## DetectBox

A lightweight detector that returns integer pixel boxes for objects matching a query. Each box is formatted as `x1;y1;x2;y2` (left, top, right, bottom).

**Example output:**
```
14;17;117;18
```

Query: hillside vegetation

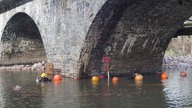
165;35;192;57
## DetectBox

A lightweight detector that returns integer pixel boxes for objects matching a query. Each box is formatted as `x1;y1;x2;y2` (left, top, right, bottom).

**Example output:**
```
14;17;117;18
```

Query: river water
0;67;192;108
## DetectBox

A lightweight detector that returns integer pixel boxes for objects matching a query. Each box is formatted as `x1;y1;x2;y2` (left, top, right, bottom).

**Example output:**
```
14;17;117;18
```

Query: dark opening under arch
79;0;192;77
0;12;47;65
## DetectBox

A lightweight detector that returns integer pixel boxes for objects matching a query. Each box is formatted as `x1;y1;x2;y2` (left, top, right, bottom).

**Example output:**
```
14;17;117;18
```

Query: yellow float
91;76;99;82
135;74;143;81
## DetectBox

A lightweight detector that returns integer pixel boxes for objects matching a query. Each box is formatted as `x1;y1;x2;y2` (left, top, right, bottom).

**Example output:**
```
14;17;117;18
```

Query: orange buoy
92;76;99;82
180;71;187;77
112;77;119;85
112;76;119;82
161;73;168;80
135;74;143;81
54;75;62;81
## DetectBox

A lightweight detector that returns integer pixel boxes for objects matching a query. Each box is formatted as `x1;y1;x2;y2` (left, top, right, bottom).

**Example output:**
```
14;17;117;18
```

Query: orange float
180;71;187;77
112;76;119;82
161;73;168;79
54;75;62;81
112;77;119;85
135;74;143;81
92;76;99;82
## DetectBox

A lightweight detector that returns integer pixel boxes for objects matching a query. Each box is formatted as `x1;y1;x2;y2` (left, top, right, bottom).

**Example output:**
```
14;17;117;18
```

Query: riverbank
163;55;192;67
0;61;45;71
0;55;191;73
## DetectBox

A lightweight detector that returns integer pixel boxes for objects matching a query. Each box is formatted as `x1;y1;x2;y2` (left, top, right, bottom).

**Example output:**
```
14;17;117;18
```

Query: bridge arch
0;12;47;65
79;0;192;77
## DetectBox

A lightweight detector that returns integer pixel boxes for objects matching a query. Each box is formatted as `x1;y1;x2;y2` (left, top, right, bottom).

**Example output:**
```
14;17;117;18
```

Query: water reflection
0;71;43;108
112;81;118;86
0;73;5;108
1;69;192;108
92;81;99;88
162;68;192;108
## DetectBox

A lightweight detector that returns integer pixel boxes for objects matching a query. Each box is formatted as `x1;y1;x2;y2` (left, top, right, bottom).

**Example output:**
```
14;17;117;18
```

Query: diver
128;73;138;79
36;72;52;82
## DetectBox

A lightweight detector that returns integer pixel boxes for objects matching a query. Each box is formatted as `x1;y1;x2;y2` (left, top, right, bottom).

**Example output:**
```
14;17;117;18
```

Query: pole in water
102;55;111;86
107;70;110;85
106;58;110;86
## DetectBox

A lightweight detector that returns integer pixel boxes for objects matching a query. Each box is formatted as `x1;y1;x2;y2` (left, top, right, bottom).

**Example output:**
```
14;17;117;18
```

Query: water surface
0;68;192;108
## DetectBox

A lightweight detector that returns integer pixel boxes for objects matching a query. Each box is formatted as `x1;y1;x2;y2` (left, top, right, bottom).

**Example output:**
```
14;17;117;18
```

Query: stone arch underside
0;0;32;14
79;0;192;77
0;12;47;65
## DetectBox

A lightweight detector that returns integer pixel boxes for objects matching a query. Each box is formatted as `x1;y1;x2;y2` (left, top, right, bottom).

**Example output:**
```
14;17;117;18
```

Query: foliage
165;35;192;57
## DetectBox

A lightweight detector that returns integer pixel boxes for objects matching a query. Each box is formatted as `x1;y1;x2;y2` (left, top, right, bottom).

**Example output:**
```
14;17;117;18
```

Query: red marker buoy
180;71;187;77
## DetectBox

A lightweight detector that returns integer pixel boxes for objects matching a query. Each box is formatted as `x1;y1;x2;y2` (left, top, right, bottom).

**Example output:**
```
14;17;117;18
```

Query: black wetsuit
128;73;137;79
39;77;52;82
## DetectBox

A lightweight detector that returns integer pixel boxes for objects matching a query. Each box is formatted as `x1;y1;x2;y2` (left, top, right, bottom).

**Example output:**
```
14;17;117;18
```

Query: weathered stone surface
0;0;191;78
0;12;46;65
0;0;106;78
0;0;32;14
79;0;192;76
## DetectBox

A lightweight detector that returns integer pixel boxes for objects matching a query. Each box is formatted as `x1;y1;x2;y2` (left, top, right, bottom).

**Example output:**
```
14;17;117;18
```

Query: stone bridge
0;0;192;78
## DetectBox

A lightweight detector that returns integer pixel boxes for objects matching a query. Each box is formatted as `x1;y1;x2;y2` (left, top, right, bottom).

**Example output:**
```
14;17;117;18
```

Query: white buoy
36;78;39;83
13;85;21;91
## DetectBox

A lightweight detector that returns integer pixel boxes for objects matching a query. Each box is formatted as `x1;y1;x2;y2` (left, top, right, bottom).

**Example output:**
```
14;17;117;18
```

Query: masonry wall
79;0;192;76
0;0;107;78
0;0;191;78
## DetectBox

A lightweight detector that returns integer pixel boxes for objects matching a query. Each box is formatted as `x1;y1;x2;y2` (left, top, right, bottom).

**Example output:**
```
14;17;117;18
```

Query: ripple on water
1;69;192;108
163;68;192;108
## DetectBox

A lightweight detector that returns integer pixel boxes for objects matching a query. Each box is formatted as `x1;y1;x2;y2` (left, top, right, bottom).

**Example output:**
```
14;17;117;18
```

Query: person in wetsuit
38;72;51;82
127;73;138;79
